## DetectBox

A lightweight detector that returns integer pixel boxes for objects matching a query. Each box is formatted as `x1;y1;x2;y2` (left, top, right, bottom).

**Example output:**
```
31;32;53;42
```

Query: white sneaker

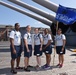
35;65;41;70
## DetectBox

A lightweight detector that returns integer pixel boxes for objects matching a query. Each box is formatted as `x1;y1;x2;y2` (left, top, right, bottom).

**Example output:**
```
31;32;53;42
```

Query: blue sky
0;0;76;28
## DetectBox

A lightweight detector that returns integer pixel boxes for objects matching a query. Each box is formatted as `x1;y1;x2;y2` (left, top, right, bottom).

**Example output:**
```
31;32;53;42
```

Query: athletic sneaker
15;67;23;69
43;65;51;70
59;64;63;68
35;65;41;70
41;64;47;69
11;70;17;74
28;65;33;68
56;64;63;68
56;64;60;67
24;67;30;72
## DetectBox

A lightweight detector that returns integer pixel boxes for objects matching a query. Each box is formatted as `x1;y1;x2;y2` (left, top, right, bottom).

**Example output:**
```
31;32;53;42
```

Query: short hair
34;28;39;31
44;28;49;31
15;23;19;27
44;28;49;33
26;25;30;28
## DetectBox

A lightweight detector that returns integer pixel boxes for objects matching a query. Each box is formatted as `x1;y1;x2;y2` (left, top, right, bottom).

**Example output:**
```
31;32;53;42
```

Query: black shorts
43;45;52;54
10;45;22;59
56;46;66;54
34;45;42;56
24;45;32;58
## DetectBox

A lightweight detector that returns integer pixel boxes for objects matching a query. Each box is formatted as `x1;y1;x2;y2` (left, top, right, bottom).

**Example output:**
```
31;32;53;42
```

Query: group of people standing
9;23;66;74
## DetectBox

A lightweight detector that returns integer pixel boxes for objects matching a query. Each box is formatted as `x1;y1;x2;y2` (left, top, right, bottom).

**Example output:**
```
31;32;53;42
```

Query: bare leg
46;54;51;66
59;55;61;64
36;56;41;66
11;59;17;74
16;57;20;67
11;59;15;70
24;57;29;68
61;54;64;65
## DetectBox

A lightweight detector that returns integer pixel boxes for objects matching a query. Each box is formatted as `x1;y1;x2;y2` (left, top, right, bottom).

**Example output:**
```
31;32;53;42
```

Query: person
34;28;43;70
42;28;53;70
24;25;32;72
9;23;23;74
0;28;7;37
55;28;66;68
0;28;7;39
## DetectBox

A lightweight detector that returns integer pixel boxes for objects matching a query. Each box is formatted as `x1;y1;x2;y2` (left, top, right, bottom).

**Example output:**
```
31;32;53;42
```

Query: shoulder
48;34;51;36
24;33;28;39
9;30;15;38
47;34;52;40
48;34;51;37
24;33;28;36
19;31;21;34
61;34;65;37
39;34;43;38
61;34;66;39
39;33;42;36
11;30;15;33
10;30;15;34
62;34;65;36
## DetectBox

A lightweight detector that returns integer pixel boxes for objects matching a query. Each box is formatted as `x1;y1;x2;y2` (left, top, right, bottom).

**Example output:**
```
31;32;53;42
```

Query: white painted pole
8;0;56;23
53;21;59;66
32;0;59;13
0;1;52;26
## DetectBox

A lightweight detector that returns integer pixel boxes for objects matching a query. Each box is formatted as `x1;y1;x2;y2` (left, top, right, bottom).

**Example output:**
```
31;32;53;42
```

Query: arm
9;30;16;54
33;37;35;51
40;37;43;51
63;40;66;48
40;38;43;48
24;39;29;52
32;35;34;51
20;33;23;51
20;38;23;51
0;30;6;37
1;29;7;35
43;40;51;50
10;38;16;54
62;39;66;52
43;34;52;49
62;35;66;52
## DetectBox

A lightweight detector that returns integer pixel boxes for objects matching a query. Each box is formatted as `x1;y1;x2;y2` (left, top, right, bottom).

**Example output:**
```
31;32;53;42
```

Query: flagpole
53;21;59;67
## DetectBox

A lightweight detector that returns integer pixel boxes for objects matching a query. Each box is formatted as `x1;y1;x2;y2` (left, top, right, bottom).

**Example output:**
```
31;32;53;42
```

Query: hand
62;47;64;52
13;49;16;54
40;47;42;51
27;49;30;52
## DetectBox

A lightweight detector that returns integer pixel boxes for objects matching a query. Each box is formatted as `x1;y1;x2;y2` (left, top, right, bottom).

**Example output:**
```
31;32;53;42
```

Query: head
57;28;62;35
34;28;39;34
15;23;20;31
26;25;31;32
44;28;49;35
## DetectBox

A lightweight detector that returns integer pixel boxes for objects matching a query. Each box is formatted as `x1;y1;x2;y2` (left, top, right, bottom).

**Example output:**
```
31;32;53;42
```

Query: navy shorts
56;46;66;54
43;45;52;54
34;45;42;56
10;45;22;59
24;45;32;58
